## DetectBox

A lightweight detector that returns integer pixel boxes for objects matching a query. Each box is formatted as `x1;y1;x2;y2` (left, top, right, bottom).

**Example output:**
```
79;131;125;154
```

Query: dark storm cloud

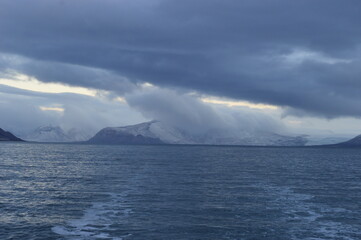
1;0;361;117
0;53;136;94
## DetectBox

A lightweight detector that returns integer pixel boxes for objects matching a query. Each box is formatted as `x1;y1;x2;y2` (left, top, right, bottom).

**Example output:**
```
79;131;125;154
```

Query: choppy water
1;143;361;240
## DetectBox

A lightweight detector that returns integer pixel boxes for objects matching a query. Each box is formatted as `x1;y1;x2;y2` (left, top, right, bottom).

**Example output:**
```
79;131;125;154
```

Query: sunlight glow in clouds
39;106;65;113
114;97;126;103
0;73;97;96
201;97;278;110
281;49;352;65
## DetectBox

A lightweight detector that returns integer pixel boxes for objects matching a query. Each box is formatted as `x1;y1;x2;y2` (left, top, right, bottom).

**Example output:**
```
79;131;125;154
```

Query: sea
1;142;361;240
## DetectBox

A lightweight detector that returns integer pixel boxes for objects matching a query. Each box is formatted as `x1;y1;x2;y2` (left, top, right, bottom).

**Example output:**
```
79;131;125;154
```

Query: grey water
1;143;361;240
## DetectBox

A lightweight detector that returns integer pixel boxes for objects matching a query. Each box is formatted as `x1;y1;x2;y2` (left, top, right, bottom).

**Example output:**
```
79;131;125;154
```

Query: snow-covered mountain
88;121;307;146
22;126;92;143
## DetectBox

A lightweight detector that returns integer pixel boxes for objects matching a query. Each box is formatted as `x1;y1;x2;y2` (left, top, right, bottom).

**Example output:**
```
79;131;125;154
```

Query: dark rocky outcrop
0;128;23;141
87;127;164;145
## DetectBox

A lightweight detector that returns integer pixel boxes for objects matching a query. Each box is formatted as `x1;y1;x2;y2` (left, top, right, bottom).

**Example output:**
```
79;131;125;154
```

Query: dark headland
325;134;361;148
0;128;24;142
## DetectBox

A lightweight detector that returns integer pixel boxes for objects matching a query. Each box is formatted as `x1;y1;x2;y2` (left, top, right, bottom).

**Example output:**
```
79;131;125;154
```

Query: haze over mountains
1;121;307;146
20;126;93;143
2;121;361;147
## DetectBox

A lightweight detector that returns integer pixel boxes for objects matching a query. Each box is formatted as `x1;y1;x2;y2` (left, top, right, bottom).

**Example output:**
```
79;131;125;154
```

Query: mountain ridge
329;134;361;147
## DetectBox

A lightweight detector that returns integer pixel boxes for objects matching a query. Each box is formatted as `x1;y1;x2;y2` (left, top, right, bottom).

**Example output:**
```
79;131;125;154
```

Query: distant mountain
87;121;164;145
333;134;361;147
23;126;71;142
0;128;23;141
87;121;307;146
22;126;93;143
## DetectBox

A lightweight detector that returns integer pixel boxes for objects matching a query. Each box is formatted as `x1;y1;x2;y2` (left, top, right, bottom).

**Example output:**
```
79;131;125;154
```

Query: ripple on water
259;184;360;240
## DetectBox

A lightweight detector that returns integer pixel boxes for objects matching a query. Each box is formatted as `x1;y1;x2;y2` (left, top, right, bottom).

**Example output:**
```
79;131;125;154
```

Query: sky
1;0;361;138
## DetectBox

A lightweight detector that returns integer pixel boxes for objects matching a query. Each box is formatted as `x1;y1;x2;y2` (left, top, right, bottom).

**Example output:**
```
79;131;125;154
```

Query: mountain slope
333;134;361;147
304;136;350;146
87;121;307;146
0;128;23;141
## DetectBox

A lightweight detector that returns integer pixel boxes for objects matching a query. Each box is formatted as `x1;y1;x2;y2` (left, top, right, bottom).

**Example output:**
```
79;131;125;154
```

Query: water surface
1;143;361;239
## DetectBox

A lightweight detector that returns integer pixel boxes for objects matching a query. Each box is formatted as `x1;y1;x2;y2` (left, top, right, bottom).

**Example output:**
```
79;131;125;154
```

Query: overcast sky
1;0;361;137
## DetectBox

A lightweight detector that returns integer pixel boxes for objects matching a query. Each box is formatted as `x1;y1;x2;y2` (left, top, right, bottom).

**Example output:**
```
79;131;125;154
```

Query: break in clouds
1;0;361;135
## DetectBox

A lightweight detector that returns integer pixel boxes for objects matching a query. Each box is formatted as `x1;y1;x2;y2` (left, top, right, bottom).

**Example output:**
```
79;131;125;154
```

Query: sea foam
52;192;131;240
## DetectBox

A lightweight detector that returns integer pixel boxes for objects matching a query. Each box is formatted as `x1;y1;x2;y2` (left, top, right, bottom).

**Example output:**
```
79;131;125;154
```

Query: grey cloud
125;88;284;135
0;86;62;134
0;85;145;135
1;0;361;117
126;88;223;134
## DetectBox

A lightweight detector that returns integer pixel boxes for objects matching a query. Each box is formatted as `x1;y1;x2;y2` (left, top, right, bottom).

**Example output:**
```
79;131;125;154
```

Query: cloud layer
1;0;361;119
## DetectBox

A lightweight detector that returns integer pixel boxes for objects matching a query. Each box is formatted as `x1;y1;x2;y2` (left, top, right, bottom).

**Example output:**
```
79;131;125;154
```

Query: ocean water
1;143;361;240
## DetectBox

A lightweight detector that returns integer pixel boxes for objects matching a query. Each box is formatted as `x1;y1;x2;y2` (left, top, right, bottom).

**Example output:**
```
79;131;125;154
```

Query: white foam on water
259;184;361;240
52;192;132;240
